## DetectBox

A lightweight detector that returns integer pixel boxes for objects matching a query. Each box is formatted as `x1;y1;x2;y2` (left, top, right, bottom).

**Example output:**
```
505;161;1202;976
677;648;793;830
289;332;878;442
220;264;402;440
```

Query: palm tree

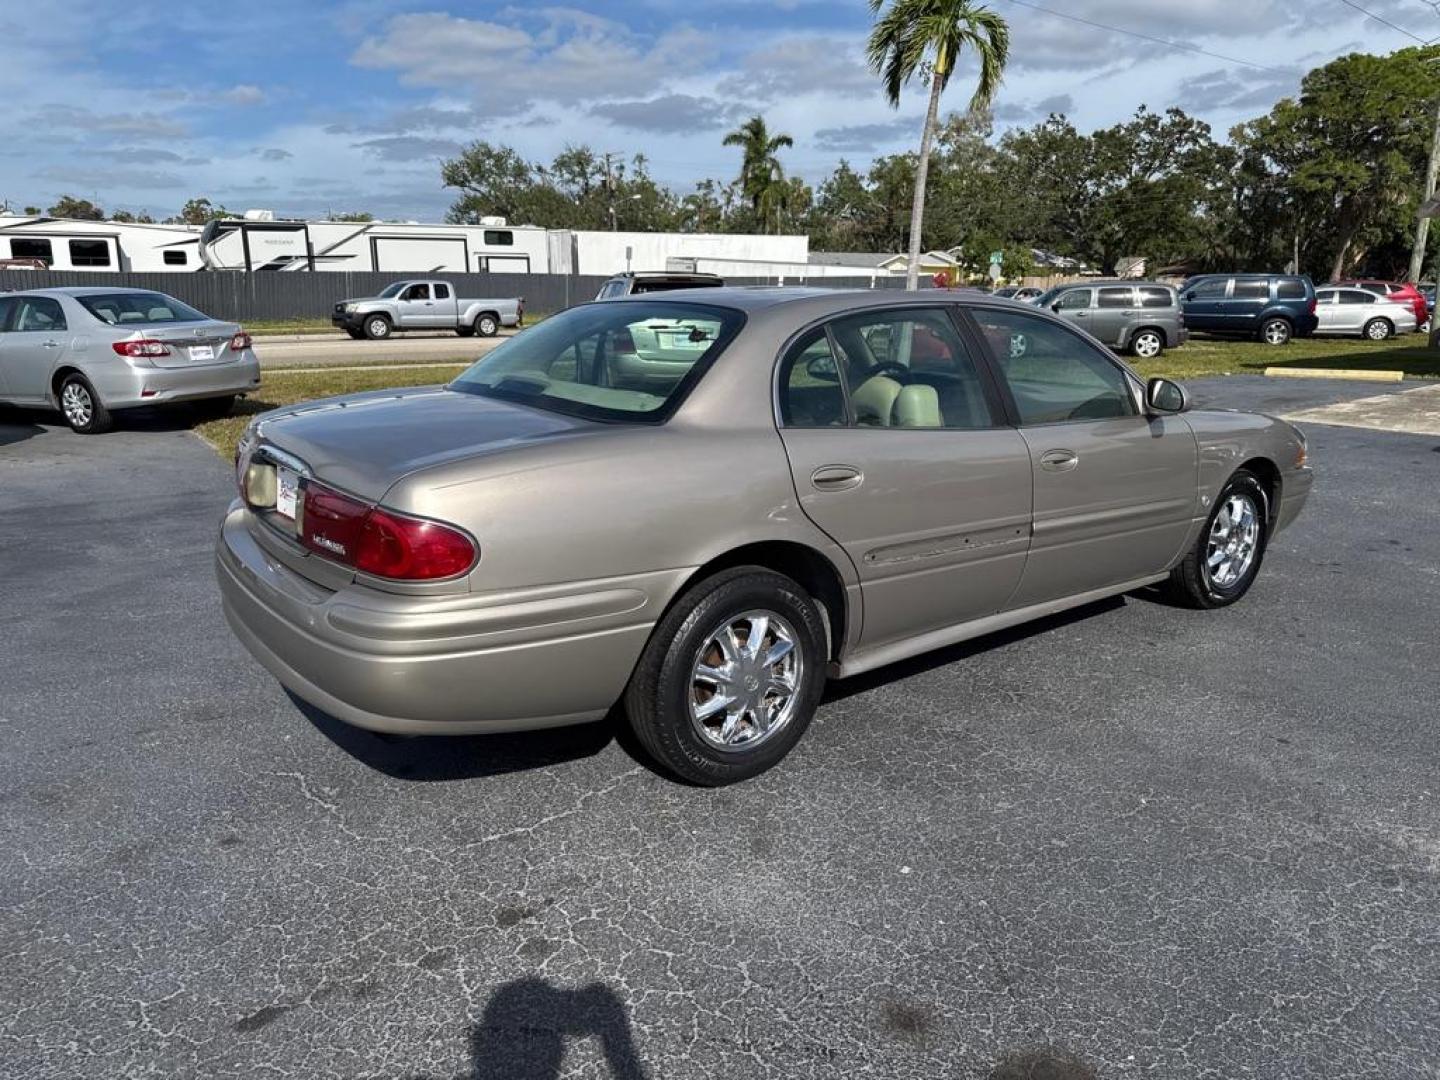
867;0;1009;288
723;115;795;231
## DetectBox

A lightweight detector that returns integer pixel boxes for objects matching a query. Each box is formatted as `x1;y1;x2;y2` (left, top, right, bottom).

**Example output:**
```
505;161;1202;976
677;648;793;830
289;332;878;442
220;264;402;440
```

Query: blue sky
0;0;1427;223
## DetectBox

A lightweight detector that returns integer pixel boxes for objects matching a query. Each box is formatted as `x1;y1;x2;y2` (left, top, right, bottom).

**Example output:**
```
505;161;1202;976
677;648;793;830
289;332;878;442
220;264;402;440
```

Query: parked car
1037;281;1186;358
595;271;724;299
218;288;1312;786
1333;279;1428;331
0;287;259;434
331;280;523;340
1179;273;1318;345
992;286;1044;303
1314;286;1417;339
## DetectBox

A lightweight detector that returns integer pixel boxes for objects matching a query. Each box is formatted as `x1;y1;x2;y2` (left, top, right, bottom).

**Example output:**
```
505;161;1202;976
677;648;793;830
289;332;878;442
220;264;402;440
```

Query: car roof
2;286;167;297
599;285;1042;314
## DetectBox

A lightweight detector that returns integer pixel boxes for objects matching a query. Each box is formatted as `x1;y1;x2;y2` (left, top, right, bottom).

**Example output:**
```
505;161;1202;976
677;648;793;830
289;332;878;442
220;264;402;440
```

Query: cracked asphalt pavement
2;377;1438;1079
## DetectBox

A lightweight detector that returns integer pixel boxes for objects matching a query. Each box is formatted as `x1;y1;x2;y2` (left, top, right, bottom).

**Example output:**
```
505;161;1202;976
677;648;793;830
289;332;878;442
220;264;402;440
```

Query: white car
1314;286;1417;340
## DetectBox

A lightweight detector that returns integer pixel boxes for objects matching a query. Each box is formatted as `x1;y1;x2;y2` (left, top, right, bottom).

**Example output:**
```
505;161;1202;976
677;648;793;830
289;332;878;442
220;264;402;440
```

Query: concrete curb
1265;367;1405;382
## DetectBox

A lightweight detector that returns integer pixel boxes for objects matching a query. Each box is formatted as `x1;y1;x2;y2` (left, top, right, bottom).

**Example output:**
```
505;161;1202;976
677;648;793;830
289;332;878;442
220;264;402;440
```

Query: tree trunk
1329;230;1354;283
905;75;945;291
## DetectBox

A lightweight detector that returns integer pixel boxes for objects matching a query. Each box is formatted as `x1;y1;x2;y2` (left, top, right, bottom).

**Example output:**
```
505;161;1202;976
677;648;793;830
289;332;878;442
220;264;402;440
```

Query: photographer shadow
466;977;647;1080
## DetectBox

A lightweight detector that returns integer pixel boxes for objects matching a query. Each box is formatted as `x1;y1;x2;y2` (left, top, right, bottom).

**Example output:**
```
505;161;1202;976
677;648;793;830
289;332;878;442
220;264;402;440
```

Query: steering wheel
865;361;910;382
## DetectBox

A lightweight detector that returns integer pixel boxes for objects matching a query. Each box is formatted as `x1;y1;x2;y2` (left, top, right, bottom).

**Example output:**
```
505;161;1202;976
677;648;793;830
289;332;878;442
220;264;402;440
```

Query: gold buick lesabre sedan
217;288;1311;785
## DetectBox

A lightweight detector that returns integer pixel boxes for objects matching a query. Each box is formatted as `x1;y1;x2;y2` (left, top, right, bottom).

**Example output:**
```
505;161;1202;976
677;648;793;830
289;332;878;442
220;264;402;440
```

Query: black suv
1179;274;1318;345
595;272;724;299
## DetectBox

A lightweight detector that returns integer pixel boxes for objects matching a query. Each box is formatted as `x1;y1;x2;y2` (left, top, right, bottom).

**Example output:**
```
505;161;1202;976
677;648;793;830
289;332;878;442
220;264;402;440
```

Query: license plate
188;344;215;363
276;467;299;520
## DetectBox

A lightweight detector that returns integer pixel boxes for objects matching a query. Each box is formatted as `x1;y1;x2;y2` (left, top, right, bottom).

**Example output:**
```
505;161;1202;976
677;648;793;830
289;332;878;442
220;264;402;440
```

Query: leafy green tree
167;197;230;225
47;195;105;220
23;205;41;216
867;0;1009;288
722;116;795;231
328;211;374;222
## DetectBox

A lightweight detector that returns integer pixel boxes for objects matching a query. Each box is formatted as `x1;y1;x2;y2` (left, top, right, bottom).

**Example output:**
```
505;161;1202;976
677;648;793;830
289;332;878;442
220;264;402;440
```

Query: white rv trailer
0;215;201;271
198;216;550;273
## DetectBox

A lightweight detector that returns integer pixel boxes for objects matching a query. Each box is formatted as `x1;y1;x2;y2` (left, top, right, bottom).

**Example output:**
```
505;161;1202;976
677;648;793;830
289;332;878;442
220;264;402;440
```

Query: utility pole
1410;96;1440;284
603;153;619;232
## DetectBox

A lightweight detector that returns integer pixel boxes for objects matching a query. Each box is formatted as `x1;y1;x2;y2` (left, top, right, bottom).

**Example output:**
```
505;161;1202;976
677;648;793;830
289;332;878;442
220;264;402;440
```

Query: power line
998;0;1293;73
1336;0;1435;43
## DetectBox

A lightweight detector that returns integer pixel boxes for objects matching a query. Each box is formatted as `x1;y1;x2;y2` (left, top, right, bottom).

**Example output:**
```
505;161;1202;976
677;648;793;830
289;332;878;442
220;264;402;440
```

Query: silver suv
1037;282;1187;359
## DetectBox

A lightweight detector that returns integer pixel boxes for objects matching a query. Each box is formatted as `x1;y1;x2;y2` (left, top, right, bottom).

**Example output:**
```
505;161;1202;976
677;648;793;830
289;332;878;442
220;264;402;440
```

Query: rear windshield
450;301;743;423
78;292;207;325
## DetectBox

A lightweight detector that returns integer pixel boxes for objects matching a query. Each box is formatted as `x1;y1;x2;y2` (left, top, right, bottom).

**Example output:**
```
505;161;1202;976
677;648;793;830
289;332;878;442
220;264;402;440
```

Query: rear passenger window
1338;291;1369;305
13;296;66;332
1232;280;1270;300
1276;280;1306;300
434;283;450;300
1137;287;1173;308
1097;287;1133;309
779;328;847;427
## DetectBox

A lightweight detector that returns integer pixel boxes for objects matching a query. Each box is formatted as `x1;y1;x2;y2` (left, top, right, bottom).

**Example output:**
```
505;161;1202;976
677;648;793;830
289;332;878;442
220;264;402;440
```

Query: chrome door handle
1039;449;1079;472
41;340;62;348
811;464;863;491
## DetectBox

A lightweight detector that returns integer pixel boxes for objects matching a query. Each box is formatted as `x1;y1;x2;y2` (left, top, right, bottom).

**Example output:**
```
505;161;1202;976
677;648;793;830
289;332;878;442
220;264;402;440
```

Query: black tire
345;328;365;340
363;314;392;341
456;326;476;338
1164;469;1270;609
57;373;113;434
1130;328;1165;359
624;567;828;786
475;313;500;337
1259;317;1292;346
1362;317;1392;341
191;394;236;420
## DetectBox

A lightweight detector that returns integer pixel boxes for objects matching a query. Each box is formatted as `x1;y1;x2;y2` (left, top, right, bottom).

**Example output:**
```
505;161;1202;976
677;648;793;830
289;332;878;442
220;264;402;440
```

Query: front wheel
1130;329;1164;359
1164;470;1269;609
363;315;392;341
59;374;114;434
1363;317;1392;341
624;567;828;786
1260;317;1292;346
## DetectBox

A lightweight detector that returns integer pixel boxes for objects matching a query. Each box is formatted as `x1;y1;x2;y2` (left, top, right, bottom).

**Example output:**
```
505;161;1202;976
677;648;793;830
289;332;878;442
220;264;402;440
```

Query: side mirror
1146;377;1190;414
1050;301;1062;313
1182;293;1194;302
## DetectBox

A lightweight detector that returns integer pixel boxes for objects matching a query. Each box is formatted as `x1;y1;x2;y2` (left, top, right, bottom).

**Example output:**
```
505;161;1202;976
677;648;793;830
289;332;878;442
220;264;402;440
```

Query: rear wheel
1130;329;1164;359
1260;317;1292;346
1164;469;1269;609
475;313;500;337
58;374;113;434
1363;317;1392;341
624;567;827;786
363;314;392;341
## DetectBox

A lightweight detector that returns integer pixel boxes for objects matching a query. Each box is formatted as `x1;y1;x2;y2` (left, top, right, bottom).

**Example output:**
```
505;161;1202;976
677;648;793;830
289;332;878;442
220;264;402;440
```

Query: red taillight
299;481;475;580
1309;299;1317;315
231;331;253;351
112;339;171;358
355;507;476;580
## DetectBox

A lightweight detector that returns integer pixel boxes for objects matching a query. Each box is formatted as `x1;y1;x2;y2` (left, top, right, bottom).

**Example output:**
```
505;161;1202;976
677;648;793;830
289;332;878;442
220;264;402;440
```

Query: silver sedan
1314;286;1417;339
0;286;260;433
218;288;1312;785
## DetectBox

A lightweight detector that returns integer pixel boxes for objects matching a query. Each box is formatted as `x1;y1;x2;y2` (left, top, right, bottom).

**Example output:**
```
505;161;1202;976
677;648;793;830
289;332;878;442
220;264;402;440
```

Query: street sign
989;250;1004;266
987;263;1003;282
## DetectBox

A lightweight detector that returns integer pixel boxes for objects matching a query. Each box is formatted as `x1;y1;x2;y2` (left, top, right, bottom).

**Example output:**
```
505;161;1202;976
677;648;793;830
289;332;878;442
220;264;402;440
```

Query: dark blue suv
1179;274;1318;345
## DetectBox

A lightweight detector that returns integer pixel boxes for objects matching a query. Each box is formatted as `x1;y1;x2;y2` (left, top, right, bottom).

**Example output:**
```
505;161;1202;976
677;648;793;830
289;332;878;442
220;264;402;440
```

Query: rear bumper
216;503;681;734
95;353;260;410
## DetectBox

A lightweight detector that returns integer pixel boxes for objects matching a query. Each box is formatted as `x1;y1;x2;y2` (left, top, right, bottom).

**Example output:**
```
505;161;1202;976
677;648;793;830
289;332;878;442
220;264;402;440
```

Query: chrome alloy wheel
1263;320;1290;345
689;610;803;752
61;382;93;428
1133;331;1162;358
1205;492;1260;588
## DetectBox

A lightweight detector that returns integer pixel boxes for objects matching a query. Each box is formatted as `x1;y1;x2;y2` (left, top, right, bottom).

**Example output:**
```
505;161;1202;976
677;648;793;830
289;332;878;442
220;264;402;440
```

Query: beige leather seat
893;384;943;427
851;375;902;426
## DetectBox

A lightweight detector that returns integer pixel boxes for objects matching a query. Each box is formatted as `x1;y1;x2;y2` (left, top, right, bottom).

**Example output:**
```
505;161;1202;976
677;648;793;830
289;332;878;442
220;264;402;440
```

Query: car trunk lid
130;320;242;368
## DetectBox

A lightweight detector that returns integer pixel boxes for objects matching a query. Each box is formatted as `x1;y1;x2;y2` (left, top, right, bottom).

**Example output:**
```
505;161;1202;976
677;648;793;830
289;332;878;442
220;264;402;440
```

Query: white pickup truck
332;280;524;340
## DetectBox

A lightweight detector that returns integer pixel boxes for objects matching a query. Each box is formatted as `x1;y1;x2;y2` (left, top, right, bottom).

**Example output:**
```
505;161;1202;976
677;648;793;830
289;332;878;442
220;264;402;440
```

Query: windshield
77;292;208;325
378;282;408;298
449;301;743;423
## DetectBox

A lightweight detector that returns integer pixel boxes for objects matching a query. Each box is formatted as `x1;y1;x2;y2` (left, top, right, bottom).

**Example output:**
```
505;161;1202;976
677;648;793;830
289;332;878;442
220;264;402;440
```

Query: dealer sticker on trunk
276;467;299;520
